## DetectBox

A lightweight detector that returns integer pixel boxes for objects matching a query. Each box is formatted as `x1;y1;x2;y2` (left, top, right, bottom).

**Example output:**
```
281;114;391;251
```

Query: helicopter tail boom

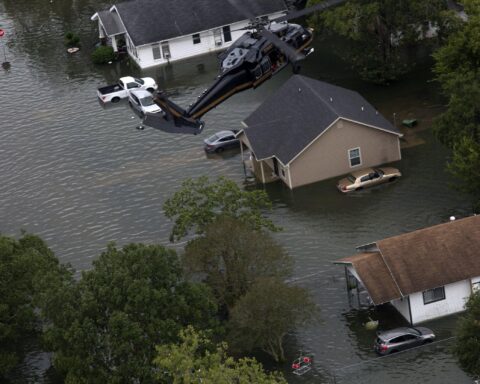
143;92;204;135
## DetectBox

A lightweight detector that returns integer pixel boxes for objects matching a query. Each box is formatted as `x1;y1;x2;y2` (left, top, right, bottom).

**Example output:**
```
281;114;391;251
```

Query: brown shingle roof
377;215;480;296
338;252;402;305
337;215;480;304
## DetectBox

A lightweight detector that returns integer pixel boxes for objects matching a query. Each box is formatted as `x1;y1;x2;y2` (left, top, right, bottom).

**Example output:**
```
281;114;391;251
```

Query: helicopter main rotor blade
259;29;304;63
274;0;346;23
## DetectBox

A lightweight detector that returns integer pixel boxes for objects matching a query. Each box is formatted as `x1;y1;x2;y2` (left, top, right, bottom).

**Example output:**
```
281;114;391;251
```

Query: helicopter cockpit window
260;57;271;73
253;65;262;79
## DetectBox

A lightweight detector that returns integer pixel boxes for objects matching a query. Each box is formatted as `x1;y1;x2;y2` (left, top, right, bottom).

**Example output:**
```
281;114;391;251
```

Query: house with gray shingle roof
335;215;480;324
238;75;402;189
91;0;287;69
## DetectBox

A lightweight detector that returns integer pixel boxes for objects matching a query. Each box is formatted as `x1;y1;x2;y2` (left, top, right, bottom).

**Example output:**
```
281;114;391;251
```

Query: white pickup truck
97;76;158;103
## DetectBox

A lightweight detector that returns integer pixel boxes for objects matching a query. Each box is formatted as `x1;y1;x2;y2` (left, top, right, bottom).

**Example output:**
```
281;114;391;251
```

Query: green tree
433;0;480;147
308;0;453;83
447;137;480;208
432;0;480;208
0;233;67;379
228;278;316;362
44;243;219;384
163;176;279;242
154;326;287;384
454;291;480;376
183;216;292;313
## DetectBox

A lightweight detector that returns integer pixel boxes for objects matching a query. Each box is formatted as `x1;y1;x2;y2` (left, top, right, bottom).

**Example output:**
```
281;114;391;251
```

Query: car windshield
207;134;220;143
374;168;385;176
140;97;154;106
347;175;356;183
134;78;144;85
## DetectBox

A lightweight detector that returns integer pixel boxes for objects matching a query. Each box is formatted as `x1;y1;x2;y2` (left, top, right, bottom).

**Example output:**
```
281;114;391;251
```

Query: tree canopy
43;243;219;384
228;278;316;362
183;216;315;362
163;176;279;242
433;0;480;147
0;233;67;380
454;291;480;376
154;326;287;384
432;0;480;208
183;216;292;312
308;0;454;83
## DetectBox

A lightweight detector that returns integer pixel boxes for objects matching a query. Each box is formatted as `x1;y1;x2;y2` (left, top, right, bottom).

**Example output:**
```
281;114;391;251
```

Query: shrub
64;32;80;47
92;46;115;64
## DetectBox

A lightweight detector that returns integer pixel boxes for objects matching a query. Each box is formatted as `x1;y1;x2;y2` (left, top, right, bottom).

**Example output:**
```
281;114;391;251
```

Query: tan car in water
337;167;401;193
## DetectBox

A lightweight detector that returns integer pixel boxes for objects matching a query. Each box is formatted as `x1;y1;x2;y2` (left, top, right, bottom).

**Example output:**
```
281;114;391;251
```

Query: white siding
391;297;411;323
130;12;285;69
409;280;471;324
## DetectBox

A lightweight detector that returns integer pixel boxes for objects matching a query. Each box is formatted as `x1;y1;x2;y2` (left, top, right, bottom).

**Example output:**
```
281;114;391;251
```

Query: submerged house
335;215;480;324
238;75;402;189
91;0;287;69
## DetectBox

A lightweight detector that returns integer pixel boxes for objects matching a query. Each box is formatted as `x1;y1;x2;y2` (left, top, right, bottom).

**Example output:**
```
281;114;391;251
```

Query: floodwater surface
0;1;474;383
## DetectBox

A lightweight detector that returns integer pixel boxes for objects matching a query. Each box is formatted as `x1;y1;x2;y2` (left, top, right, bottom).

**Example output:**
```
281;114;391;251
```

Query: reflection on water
0;1;475;383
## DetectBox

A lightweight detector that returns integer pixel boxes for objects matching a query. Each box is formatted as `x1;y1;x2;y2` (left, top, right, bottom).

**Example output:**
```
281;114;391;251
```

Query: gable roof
95;10;126;36
341;252;402;304
337;215;480;304
242;75;401;165
106;0;287;46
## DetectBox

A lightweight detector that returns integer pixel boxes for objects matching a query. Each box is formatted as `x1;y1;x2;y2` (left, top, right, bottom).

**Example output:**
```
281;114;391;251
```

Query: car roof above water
377;327;420;340
130;89;153;98
350;167;375;178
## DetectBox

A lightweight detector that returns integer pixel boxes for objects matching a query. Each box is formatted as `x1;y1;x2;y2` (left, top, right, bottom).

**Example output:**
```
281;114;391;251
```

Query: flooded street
0;1;475;382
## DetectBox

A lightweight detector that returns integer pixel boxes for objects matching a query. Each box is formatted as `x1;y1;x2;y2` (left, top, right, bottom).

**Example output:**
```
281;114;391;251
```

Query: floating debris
364;317;379;331
292;354;313;376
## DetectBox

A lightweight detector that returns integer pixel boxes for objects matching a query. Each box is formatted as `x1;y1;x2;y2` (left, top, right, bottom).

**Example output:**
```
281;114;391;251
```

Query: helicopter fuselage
147;22;313;134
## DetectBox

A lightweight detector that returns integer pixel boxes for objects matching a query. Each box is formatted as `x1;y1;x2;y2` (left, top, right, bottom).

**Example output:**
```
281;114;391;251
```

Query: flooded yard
0;1;475;382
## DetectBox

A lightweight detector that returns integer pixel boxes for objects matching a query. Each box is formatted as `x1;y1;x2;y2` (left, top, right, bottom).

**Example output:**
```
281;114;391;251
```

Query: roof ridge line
297;75;339;117
377;246;404;298
378;215;477;244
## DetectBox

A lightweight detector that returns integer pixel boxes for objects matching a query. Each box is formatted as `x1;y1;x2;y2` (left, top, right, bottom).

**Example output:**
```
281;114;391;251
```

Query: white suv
128;89;162;117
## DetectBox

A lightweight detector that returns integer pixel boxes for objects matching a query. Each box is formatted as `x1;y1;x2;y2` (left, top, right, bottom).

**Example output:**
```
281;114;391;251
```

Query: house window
223;26;232;42
152;43;161;60
161;41;171;59
192;34;201;44
423;287;445;304
348;147;361;167
472;281;480;292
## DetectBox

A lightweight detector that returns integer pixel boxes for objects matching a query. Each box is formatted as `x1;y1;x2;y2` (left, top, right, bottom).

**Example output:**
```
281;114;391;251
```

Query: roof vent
375;111;379;115
361;106;364;111
330;97;333;102
298;88;302;92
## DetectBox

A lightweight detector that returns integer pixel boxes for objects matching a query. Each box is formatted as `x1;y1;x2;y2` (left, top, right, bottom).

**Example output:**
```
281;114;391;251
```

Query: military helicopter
143;0;346;135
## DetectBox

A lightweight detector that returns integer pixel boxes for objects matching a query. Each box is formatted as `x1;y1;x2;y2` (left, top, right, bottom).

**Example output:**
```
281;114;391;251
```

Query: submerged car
128;89;162;117
374;327;435;355
337;167;401;193
203;130;240;153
